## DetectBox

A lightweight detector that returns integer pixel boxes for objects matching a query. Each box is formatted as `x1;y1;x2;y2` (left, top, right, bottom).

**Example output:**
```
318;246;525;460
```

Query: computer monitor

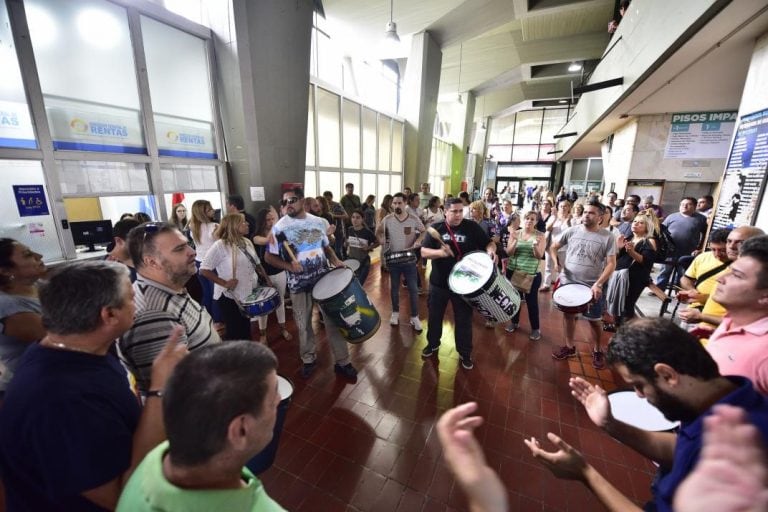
70;220;113;252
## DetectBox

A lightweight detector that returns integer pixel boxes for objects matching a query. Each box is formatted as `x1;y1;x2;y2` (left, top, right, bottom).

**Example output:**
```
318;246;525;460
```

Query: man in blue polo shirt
524;318;768;512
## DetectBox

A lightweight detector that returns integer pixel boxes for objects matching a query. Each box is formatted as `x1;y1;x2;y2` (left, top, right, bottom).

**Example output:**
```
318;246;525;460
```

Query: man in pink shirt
706;235;768;394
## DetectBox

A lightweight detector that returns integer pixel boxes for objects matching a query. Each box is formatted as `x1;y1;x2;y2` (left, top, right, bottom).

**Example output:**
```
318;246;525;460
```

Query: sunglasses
281;197;300;207
141;221;164;245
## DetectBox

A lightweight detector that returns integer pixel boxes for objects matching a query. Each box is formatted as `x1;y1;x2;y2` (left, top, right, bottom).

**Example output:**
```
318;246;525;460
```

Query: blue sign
13;185;50;217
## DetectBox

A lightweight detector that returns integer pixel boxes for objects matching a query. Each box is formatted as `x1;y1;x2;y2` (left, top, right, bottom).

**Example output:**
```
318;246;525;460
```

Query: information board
664;111;737;159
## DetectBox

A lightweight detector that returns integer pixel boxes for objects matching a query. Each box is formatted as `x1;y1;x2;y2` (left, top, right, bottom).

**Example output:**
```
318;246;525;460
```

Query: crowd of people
0;181;767;511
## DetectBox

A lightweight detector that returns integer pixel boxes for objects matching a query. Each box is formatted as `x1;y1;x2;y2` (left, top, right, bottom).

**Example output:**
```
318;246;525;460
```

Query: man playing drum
376;192;426;332
421;197;496;370
265;188;357;381
549;200;617;369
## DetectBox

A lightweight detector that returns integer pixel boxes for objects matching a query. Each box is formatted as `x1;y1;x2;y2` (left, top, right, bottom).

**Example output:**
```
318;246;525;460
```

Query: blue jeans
511;272;542;330
357;259;371;287
655;258;684;290
389;262;419;316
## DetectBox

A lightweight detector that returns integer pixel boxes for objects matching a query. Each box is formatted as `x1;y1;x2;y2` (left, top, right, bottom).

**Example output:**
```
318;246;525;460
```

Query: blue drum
246;374;293;474
311;267;380;343
240;287;281;317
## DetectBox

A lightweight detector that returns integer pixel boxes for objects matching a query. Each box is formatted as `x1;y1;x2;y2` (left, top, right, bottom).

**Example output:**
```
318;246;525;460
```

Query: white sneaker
410;316;422;332
390;312;399;325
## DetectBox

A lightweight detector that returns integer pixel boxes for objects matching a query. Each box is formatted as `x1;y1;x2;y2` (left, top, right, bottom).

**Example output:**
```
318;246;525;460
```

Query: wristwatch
145;389;164;398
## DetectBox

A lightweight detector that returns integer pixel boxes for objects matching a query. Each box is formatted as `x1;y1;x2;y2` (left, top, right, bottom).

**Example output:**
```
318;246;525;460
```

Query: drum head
343;259;361;272
448;252;494;295
552;283;592;307
244;286;279;305
608;391;678;431
277;375;294;401
311;268;353;300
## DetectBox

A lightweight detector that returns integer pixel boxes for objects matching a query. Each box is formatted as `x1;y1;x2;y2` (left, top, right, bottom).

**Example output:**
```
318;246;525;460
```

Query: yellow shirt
684;252;729;307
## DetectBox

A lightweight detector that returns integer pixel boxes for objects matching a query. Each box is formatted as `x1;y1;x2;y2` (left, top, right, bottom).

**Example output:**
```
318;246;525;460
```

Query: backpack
654;223;677;263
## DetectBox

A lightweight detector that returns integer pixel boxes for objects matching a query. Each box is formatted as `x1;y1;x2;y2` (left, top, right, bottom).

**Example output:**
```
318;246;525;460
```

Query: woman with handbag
200;213;270;341
603;210;658;330
541;199;572;292
505;211;546;340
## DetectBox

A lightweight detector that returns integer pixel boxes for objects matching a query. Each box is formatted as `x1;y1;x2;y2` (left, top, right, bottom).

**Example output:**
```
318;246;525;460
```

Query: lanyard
444;221;463;260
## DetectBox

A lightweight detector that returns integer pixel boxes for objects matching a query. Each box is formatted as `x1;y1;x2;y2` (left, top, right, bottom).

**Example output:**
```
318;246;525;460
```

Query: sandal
602;322;616;333
280;328;293;341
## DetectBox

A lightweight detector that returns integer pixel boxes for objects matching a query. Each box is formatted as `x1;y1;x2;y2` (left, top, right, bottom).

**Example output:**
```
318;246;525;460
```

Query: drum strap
444;222;463;260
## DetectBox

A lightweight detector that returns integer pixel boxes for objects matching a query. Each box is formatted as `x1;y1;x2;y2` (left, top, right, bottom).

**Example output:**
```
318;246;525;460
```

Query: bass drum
246;375;294;474
311;268;380;343
448;251;521;323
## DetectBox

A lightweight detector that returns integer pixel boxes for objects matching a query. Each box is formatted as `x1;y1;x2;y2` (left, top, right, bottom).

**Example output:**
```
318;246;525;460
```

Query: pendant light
384;0;400;43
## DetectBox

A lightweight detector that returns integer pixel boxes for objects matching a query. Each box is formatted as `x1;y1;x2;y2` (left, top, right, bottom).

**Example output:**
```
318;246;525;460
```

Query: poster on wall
711;108;768;230
664;111;737;159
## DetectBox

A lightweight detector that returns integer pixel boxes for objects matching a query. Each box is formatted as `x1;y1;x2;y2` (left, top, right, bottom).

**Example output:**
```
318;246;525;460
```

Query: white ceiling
321;0;768;158
321;0;613;111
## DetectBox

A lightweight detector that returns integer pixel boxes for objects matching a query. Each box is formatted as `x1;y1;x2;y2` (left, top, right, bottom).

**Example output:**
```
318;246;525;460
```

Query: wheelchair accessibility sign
13;185;50;217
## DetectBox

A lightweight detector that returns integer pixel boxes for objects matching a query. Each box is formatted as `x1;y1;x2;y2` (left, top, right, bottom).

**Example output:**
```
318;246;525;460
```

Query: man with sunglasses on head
265;188;357;380
119;222;221;394
420;197;496;370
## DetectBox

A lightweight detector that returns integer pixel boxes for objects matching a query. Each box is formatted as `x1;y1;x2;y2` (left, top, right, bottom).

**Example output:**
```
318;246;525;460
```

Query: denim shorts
582;292;606;321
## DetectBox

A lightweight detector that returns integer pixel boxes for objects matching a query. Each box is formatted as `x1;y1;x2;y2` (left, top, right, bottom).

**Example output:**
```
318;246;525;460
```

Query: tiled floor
255;263;659;511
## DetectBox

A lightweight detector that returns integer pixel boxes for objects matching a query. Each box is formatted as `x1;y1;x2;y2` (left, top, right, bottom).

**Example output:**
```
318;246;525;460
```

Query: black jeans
511;272;542;330
426;284;473;359
217;295;251;340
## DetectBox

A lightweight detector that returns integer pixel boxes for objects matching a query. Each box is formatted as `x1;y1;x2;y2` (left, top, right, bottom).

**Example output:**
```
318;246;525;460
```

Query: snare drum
385;250;417;266
608;390;679;431
311;268;380;343
448;251;521;323
552;283;592;314
246;374;294;474
240;286;281;317
343;258;361;275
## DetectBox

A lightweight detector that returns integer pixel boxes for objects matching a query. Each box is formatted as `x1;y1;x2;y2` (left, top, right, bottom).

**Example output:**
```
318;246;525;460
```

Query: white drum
277;374;294;402
552;283;593;314
448;251;520;323
343;258;361;274
608;391;678;431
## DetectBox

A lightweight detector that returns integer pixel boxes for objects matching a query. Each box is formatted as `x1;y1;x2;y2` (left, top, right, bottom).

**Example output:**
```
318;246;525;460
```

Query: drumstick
426;226;450;250
282;241;299;263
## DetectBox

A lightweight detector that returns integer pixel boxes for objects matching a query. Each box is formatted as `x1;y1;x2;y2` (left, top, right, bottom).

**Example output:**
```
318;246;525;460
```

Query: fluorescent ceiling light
568;62;582;72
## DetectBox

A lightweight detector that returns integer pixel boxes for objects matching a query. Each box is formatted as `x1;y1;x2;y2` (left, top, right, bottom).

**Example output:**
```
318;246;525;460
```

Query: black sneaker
334;363;358;380
421;345;439;358
301;362;317;379
460;355;474;370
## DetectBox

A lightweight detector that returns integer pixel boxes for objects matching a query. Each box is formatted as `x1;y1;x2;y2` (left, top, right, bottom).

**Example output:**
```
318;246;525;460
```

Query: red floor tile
259;263;658;511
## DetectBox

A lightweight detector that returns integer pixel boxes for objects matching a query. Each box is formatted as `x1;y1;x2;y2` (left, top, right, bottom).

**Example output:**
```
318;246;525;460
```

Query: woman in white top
188;200;220;323
541;199;572;291
200;213;270;341
422;196;444;226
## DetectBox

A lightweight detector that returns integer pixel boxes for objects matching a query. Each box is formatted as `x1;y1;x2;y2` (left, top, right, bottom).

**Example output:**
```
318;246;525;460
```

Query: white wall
741;32;768;231
600;119;637;199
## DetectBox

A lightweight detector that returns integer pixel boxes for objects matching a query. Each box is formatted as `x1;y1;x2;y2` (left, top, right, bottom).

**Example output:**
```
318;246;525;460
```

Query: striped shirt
118;276;220;392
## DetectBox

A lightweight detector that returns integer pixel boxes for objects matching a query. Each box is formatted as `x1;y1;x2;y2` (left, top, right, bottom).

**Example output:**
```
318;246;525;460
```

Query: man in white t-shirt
265;188;357;381
549;201;617;369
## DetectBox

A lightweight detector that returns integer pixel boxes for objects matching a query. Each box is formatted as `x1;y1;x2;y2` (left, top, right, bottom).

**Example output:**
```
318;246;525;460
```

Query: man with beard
549;200;617;369
376;193;425;331
119;222;220;393
524;318;768;512
265;188;357;380
420;197;495;370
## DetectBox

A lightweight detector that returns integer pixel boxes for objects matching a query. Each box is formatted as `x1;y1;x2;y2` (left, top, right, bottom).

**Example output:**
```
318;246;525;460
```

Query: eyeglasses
141;222;164;245
280;197;300;207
